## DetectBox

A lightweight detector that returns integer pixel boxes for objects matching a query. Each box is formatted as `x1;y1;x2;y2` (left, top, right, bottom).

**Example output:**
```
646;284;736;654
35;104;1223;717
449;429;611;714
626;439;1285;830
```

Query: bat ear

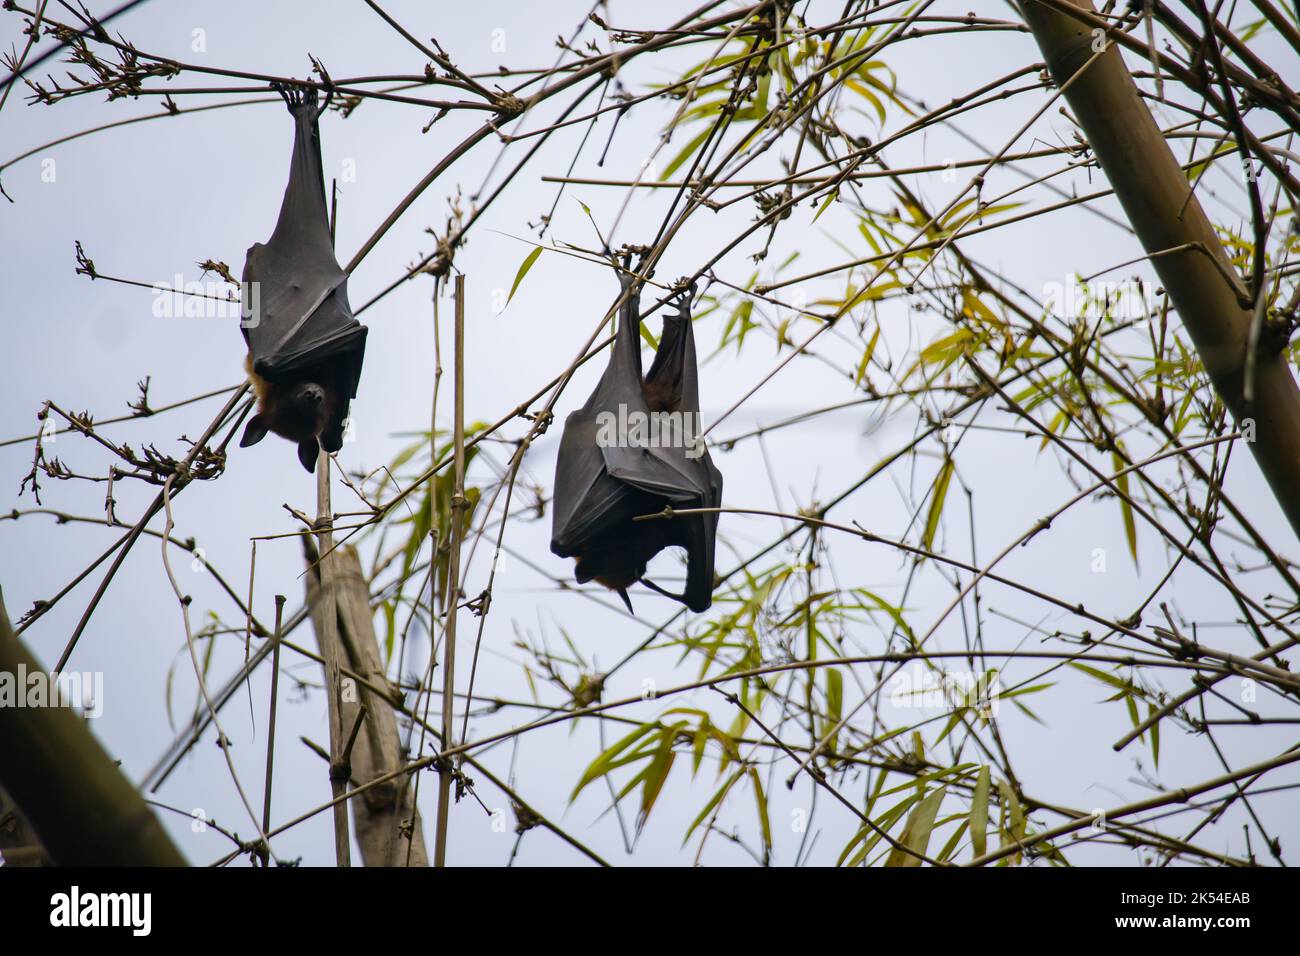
240;415;268;448
298;439;319;473
616;588;634;615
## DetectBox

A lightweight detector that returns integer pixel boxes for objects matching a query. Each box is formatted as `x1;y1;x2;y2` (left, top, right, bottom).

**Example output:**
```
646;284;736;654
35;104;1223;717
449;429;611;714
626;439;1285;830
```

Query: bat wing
242;85;367;399
637;297;723;612
551;277;723;612
595;280;703;502
552;274;672;556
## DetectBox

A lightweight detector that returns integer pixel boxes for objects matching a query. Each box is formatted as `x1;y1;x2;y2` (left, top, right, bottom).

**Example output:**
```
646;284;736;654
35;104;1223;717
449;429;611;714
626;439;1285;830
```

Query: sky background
2;0;1298;866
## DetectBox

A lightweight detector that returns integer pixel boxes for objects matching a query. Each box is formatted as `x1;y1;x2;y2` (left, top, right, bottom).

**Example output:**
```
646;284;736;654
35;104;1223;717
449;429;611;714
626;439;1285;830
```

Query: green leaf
507;246;543;304
923;457;954;552
885;786;945;867
1071;661;1134;694
683;770;742;845
382;599;396;662
570;722;658;800
970;767;990;857
854;324;881;388
918;328;975;369
747;767;773;855
997;779;1026;864
662;127;713;181
839;789;916;867
638;743;676;823
811;190;838;223
1110;450;1139;567
821;667;843;754
937;818;969;862
1148;702;1160;768
934;707;965;746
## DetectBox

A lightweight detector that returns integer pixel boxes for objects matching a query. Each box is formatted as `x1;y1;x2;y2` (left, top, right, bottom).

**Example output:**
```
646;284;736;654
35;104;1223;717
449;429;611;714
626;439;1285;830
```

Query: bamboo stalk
314;449;352;867
1019;0;1300;542
258;594;285;866
0;782;46;865
332;544;429;866
0;588;186;865
433;273;467;867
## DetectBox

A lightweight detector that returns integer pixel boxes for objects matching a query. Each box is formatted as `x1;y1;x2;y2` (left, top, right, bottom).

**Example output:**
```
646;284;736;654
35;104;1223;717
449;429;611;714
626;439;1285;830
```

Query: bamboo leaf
1112;450;1138;567
997;779;1026;864
970;766;990;857
661;127;713;180
506;246;543;304
854;324;881;388
683;769;742;844
811;189;838;223
747;767;773;854
885;785;945;867
639;733;677;822
570;722;658;799
937;818;969;862
1070;661;1133;693
1148;702;1160;768
821;667;843;754
923;457;954;552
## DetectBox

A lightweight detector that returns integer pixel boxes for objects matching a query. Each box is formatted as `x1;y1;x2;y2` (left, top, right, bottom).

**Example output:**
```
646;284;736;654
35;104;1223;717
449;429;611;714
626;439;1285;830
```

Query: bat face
238;82;367;475
239;355;349;473
266;381;323;440
551;271;723;613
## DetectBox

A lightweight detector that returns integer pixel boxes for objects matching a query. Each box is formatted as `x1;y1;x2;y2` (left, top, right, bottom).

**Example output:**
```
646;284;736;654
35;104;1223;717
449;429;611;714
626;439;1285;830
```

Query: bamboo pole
0;782;46;866
0;588;187;866
1018;0;1300;542
258;594;285;866
433;273;467;867
304;542;429;866
315;449;352;866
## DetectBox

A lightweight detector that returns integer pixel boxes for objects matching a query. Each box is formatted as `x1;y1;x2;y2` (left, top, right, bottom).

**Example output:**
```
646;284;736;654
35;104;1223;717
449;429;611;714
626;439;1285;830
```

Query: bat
239;83;367;473
550;266;723;613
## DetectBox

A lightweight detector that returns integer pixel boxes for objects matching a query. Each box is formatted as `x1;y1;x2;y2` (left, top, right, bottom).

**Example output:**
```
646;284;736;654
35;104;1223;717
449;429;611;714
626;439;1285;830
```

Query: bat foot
640;575;711;613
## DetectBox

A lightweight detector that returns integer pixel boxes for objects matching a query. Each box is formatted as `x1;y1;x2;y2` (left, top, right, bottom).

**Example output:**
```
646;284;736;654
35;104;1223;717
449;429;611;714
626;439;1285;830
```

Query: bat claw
309;55;335;116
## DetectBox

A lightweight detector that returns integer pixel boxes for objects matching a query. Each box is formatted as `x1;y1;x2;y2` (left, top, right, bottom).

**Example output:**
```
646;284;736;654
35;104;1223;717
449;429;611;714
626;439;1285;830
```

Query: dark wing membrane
595;281;707;501
638;298;723;612
241;85;367;398
550;410;628;556
551;276;723;612
621;299;712;498
551;275;654;555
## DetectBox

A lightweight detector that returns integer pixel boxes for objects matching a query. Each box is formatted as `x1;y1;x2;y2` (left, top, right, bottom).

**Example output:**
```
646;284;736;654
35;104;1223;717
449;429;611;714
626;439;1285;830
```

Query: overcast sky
2;1;1297;866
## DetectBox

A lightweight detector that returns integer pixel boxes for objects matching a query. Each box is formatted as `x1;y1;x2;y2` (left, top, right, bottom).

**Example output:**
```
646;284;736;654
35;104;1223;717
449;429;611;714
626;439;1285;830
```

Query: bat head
272;381;329;439
240;374;337;474
293;381;327;408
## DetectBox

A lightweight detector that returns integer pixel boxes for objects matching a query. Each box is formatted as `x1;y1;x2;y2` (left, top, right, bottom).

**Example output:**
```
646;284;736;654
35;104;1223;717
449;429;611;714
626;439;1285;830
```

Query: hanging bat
550;267;723;613
239;83;367;473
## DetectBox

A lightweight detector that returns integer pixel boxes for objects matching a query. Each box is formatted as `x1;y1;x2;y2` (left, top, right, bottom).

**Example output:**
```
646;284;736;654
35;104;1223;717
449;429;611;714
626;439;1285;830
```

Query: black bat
239;84;367;473
550;267;723;613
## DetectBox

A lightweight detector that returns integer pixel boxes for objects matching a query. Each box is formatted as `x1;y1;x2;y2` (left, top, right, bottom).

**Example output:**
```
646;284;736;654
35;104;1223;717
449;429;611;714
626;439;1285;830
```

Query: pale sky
2;0;1297;866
